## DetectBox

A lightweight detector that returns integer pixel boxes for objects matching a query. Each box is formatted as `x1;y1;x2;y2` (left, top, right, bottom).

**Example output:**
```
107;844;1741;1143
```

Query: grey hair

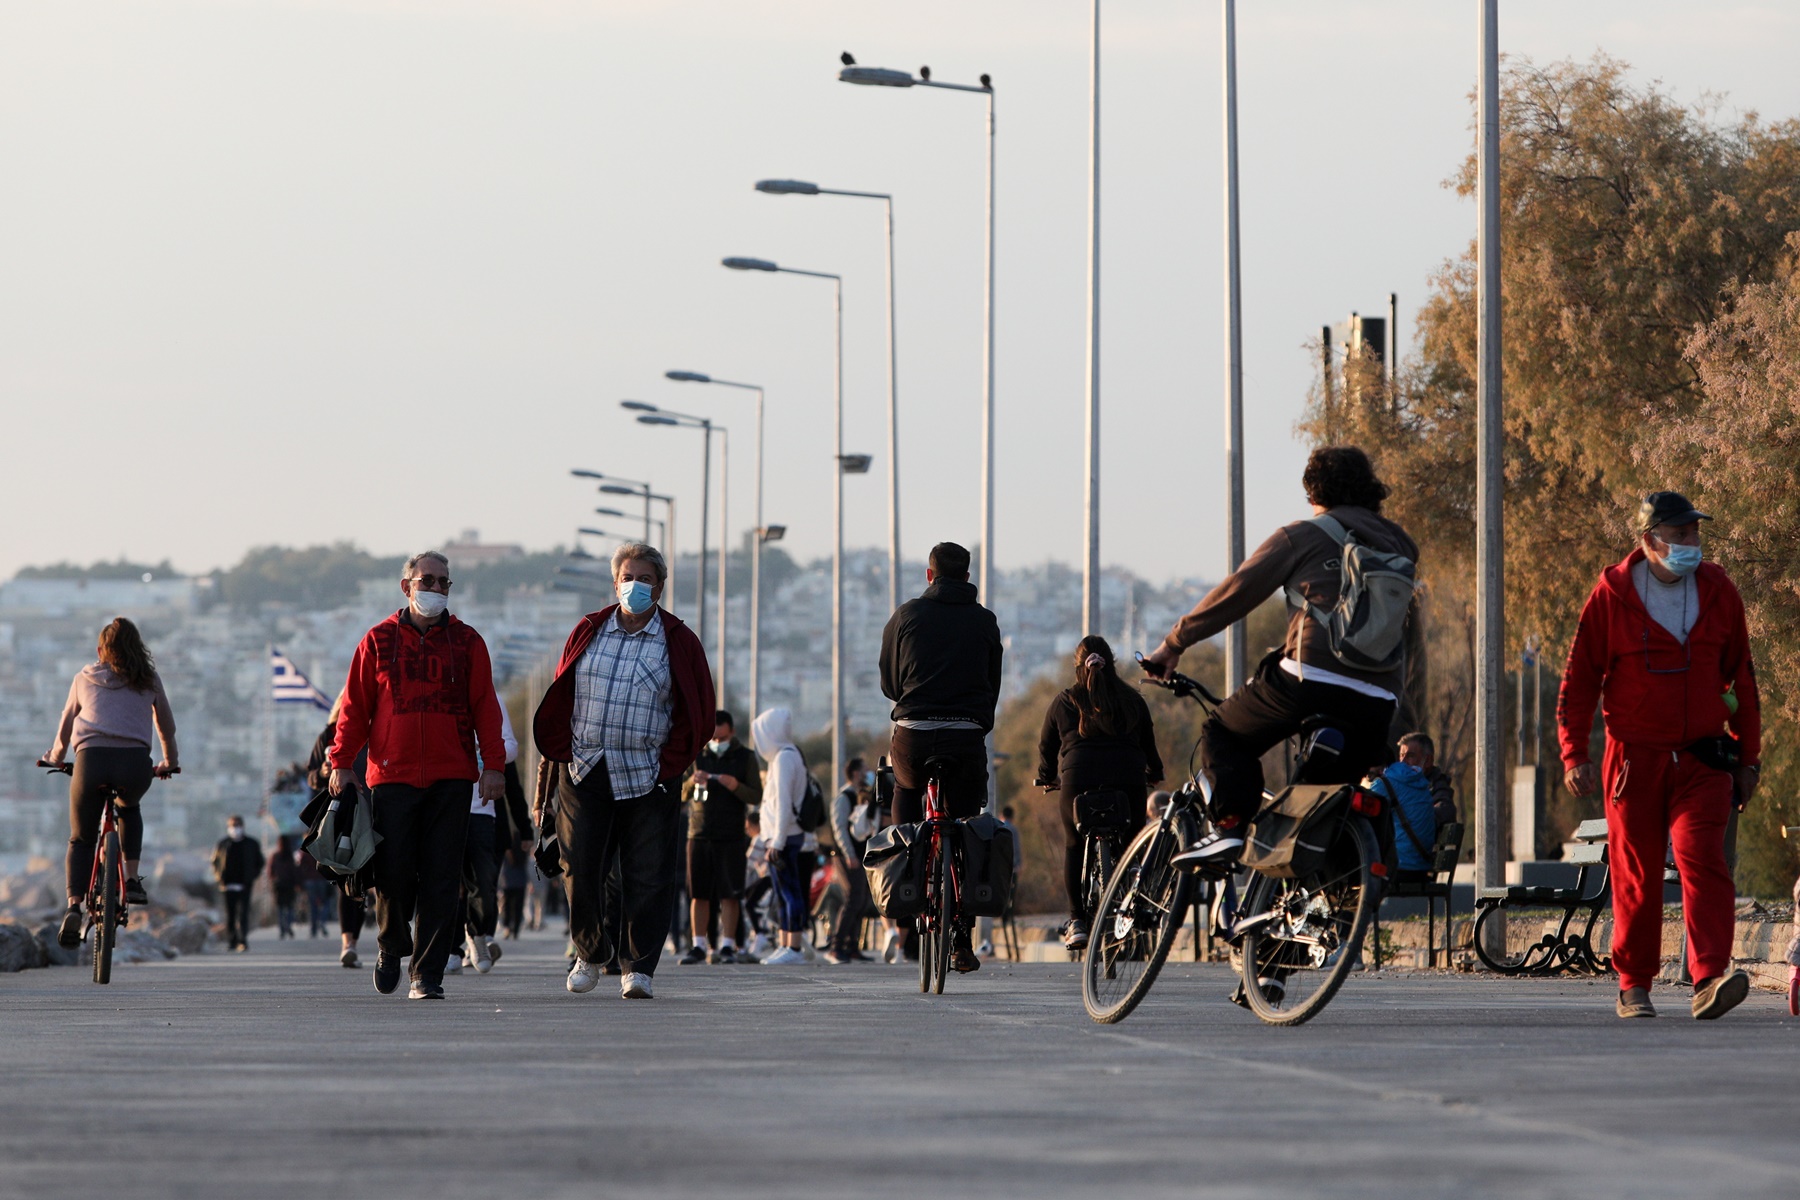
610;542;667;586
402;551;450;580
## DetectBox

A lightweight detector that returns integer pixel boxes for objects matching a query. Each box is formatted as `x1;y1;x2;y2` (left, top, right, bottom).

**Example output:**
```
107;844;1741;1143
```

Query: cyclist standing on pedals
48;617;179;948
1140;446;1420;870
878;541;1003;974
1036;636;1163;953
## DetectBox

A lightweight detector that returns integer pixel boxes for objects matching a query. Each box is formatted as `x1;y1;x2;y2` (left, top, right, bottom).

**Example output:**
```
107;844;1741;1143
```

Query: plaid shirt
569;610;673;797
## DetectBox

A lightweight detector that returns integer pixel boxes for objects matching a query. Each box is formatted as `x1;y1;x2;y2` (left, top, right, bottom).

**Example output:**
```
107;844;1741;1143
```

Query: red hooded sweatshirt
1556;548;1760;770
329;610;506;789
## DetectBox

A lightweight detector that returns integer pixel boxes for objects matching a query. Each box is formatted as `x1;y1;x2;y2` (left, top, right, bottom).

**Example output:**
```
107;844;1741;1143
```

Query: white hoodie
752;707;808;845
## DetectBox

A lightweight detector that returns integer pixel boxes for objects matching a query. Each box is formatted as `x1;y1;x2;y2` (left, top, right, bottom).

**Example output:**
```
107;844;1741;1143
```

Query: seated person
1368;732;1452;878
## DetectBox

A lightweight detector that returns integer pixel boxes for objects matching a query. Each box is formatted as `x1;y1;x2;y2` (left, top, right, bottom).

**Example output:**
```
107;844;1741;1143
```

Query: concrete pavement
4;927;1800;1200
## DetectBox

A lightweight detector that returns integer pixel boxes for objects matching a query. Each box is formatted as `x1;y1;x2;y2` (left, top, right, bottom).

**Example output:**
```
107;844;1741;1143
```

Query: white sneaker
567;959;600;994
763;946;805;965
882;929;900;964
748;934;773;958
799;942;817;963
467;935;492;974
444;954;464;975
621;972;655;999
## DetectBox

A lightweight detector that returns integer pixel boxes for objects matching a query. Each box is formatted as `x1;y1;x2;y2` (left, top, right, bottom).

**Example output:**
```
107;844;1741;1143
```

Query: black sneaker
58;903;84;948
1171;831;1245;873
1060;918;1090;952
373;952;402;995
124;877;149;906
951;935;982;974
409;979;445;1000
678;945;708;966
712;945;737;965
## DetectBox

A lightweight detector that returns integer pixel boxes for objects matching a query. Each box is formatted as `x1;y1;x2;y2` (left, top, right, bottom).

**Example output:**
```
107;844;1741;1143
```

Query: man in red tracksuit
1557;492;1760;1020
330;551;507;1001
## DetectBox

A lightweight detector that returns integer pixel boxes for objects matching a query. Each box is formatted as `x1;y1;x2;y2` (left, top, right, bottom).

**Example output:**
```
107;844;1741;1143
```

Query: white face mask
410;588;448;619
707;739;729;755
228;826;244;841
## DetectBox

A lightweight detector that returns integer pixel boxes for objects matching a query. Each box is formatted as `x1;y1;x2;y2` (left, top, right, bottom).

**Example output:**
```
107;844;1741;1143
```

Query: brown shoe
1616;987;1656;1018
1691;970;1750;1020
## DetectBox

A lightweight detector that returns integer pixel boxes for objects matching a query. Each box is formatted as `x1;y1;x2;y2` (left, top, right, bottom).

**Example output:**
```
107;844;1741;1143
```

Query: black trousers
501;887;525;936
556;763;681;975
65;747;153;897
829;844;871;955
222;889;252;947
370;779;472;983
1200;654;1395;826
889;726;989;825
340;890;366;940
1061;788;1146;921
458;813;500;941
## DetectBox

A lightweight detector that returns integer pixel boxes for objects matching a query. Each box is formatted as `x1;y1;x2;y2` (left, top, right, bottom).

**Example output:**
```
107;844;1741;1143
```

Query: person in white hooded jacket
752;707;811;965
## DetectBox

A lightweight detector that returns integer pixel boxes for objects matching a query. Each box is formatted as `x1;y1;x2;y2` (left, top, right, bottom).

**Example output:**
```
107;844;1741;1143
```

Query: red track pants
1602;738;1735;991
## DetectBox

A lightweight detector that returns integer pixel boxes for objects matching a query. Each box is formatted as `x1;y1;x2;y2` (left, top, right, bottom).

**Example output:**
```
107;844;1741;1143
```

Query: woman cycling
1035;636;1163;953
46;616;179;947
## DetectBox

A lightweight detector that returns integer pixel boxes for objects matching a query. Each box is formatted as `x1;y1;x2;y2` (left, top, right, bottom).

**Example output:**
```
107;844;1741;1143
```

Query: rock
34;923;81;967
153;915;211;955
0;921;48;972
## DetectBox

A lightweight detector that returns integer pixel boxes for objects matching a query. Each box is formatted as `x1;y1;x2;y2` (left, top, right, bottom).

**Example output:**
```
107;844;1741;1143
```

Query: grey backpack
1285;514;1416;673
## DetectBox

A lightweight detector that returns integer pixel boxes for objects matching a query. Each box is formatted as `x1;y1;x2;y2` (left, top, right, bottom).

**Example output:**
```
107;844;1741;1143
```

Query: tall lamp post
722;254;848;787
1221;0;1248;691
755;179;903;614
667;371;768;716
1475;0;1506;957
628;401;730;703
1082;1;1101;635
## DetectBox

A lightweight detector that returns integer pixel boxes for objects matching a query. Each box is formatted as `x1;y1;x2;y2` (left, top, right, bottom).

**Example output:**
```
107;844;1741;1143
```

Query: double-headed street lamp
666;370;769;715
627;400;730;702
755;180;902;614
721;254;852;787
838;55;995;614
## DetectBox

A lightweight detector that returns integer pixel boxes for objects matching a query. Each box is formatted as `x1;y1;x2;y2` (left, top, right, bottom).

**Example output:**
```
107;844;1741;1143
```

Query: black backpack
792;748;827;833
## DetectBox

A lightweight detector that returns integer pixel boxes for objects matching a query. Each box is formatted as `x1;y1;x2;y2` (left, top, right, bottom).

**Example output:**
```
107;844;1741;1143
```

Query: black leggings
1061;787;1146;921
66;747;152;897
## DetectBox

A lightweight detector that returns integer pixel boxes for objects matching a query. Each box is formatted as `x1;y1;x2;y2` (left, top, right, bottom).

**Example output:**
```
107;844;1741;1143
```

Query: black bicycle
1082;664;1382;1027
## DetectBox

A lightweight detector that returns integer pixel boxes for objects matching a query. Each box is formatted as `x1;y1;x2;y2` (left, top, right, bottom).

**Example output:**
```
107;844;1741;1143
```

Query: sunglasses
410;574;454;592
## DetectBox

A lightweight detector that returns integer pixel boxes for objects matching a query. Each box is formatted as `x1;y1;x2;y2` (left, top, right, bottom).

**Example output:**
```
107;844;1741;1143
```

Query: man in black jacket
212;816;265;952
677;710;762;965
879;541;1004;971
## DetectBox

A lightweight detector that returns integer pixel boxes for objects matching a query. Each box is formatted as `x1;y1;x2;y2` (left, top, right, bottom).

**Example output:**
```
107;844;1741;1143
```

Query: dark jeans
771;835;809;934
555;763;682;975
370;779;472;983
222;889;252;947
830;844;870;954
889;726;989;825
501;887;525;936
1200;654;1396;826
458;813;500;941
304;879;332;936
274;885;296;937
65;747;152;897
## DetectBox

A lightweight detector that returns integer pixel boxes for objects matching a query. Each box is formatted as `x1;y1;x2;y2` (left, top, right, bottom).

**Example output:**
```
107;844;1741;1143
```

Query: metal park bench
1472;818;1612;976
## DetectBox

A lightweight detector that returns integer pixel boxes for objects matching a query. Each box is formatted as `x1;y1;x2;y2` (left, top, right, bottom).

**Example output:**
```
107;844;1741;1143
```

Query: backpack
1285;513;1417;673
790;748;827;833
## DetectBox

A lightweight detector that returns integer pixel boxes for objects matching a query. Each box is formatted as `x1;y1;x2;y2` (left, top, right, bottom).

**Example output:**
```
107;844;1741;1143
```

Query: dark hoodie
879;579;1004;731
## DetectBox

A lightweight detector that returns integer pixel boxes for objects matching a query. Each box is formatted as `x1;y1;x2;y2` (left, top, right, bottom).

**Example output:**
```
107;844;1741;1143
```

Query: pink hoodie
49;662;179;765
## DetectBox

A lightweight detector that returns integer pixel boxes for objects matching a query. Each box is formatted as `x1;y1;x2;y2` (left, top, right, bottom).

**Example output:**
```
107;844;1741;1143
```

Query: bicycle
1081;662;1383;1027
39;758;177;984
914;755;965;995
1055;787;1135;959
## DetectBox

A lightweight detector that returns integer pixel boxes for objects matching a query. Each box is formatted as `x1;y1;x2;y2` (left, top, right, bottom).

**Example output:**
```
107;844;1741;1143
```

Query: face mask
863;771;876;788
410;588;448;619
228;827;244;841
617;580;654;614
1660;541;1702;577
707;739;729;755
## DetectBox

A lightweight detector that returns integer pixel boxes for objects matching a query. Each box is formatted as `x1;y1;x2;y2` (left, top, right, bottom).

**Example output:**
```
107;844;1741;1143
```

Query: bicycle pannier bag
863;822;929;919
1285;513;1417;673
956;814;1017;918
1240;784;1353;880
1072;789;1132;837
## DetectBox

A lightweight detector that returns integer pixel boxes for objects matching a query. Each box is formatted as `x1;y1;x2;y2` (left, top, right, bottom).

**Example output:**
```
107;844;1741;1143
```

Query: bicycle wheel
931;839;952;994
917;914;933;993
94;829;119;985
1237;814;1377;1026
1082;810;1198;1025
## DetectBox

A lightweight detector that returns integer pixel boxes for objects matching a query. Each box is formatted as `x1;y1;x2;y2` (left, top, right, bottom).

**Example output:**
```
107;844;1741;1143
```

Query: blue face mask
617;580;654;614
1660;541;1702;577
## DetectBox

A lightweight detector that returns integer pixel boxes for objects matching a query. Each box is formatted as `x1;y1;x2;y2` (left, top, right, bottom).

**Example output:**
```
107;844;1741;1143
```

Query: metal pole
832;277;845;791
752;389;764;717
1476;0;1506;957
1082;0;1102;637
642;486;652;543
665;496;677;617
696;424;711;660
884;196;902;614
1222;0;1248;693
1386;291;1400;388
717;427;729;706
982;82;999;818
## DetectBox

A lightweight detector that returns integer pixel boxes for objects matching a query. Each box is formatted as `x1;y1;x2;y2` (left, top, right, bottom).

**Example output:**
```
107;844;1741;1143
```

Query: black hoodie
879;579;1004;731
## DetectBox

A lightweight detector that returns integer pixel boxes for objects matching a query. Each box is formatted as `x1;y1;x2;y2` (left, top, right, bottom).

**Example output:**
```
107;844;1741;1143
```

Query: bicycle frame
921;777;962;932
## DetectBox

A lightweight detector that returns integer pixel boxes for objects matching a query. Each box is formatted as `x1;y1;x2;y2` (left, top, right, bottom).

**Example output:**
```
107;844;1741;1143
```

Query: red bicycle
915;756;965;995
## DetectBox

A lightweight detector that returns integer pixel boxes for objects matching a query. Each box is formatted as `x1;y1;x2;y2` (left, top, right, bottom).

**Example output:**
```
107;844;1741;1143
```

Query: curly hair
1301;445;1389;513
97;617;157;692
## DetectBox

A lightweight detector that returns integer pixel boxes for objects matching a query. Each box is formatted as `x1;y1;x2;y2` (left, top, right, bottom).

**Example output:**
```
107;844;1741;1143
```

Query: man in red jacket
533;542;714;1000
1558;492;1760;1020
330;551;506;1001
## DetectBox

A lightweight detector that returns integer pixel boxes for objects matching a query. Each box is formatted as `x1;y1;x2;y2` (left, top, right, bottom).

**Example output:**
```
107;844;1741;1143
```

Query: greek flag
271;648;331;711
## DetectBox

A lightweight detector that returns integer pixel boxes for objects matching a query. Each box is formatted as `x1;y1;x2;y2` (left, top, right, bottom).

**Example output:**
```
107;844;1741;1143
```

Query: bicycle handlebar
1134;653;1224;708
37;758;178;778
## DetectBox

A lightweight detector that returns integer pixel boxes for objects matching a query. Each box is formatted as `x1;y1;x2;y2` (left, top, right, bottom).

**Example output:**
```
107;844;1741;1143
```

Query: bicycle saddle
1292;717;1348;785
922;755;961;780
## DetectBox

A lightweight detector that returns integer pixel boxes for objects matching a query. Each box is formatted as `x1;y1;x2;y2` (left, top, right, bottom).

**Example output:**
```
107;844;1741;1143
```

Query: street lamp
571;468;653;540
595;508;665;547
627;400;730;702
722;254;849;787
580;472;679;609
756;178;903;614
667;369;768;716
838;54;996;616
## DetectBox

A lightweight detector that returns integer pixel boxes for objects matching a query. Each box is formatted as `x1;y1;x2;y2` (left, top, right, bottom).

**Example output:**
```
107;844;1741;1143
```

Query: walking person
306;695;371;969
1036;636;1164;953
1558;492;1760;1020
499;849;528;939
299;849;332;938
532;542;715;1000
268;833;300;939
46;617;179;948
212;816;264;951
753;707;811;965
678;710;762;965
328;551;507;1001
878;541;1005;972
825;758;876;964
449;700;521;976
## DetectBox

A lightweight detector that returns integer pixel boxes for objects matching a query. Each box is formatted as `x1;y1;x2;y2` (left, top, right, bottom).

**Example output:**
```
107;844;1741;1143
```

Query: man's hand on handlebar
1138;644;1179;679
153;760;179;780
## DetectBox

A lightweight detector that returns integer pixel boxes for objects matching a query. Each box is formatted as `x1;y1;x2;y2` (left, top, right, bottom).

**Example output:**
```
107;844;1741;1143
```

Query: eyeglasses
410;574;454;592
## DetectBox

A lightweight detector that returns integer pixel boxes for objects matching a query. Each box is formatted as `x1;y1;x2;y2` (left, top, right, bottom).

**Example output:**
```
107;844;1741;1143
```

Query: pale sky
4;1;1797;596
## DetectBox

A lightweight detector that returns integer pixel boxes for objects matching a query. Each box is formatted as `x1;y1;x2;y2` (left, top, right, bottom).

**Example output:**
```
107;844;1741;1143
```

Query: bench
1471;818;1612;976
1373;820;1464;969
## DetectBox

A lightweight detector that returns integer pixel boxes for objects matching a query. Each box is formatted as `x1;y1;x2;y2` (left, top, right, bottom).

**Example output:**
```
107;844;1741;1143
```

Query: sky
4;1;1798;598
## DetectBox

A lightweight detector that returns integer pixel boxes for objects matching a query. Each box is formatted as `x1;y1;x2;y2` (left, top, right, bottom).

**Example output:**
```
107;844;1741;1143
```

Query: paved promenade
4;928;1799;1200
